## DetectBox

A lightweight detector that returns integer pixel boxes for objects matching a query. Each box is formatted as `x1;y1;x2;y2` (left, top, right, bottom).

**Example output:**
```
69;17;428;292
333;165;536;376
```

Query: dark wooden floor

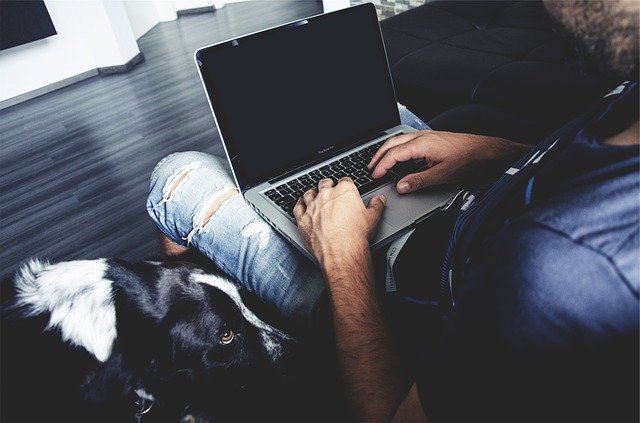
0;1;323;280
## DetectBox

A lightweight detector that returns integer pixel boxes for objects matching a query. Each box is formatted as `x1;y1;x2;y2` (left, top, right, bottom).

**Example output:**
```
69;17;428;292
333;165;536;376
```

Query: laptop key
343;166;357;174
275;196;294;206
265;189;282;200
355;177;369;186
285;204;297;218
282;201;297;218
357;174;394;195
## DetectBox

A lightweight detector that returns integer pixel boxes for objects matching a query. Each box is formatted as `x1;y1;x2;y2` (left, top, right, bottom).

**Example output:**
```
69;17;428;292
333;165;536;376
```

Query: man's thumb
397;168;441;193
367;194;386;217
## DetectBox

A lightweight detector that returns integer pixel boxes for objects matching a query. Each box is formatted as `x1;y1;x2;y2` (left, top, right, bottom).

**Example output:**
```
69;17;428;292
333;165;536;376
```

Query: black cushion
381;0;614;144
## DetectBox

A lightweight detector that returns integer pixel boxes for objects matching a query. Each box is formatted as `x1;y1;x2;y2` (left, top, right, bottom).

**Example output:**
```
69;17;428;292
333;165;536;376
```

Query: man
147;1;638;420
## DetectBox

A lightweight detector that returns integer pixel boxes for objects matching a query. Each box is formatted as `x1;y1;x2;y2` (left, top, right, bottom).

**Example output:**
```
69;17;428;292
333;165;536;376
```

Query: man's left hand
293;177;386;267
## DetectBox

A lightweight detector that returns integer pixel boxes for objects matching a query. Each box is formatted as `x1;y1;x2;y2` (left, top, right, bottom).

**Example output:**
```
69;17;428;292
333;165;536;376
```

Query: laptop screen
196;3;399;190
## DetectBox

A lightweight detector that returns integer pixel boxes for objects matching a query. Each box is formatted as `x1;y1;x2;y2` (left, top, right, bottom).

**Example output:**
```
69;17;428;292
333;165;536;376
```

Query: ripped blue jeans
146;105;430;323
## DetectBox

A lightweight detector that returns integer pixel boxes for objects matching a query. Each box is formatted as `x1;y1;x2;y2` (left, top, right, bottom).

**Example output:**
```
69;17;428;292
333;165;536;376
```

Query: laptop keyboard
263;134;427;218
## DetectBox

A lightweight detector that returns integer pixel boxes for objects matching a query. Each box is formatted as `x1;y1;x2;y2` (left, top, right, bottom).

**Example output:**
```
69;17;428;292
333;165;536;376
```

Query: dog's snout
276;340;301;371
258;327;296;363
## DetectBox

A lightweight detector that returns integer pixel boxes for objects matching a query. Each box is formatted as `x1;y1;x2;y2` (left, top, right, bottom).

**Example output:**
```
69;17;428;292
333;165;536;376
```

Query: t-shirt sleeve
417;221;639;422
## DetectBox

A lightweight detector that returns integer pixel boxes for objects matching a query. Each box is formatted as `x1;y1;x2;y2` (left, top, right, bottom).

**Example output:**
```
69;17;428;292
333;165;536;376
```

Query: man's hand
369;130;532;193
293;177;386;266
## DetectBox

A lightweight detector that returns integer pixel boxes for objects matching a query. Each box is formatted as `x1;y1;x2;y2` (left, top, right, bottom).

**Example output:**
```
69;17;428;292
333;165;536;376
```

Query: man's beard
544;0;639;81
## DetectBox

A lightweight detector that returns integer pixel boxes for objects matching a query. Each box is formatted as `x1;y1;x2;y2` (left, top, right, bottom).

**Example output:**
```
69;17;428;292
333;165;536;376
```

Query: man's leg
146;152;326;323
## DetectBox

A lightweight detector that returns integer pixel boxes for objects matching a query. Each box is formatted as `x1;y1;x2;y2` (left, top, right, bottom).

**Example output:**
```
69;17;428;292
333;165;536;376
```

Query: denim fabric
147;105;430;322
415;82;640;422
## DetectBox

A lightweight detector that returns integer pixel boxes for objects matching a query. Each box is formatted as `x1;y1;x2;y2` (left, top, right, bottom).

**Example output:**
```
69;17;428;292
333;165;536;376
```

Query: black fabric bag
387;190;467;310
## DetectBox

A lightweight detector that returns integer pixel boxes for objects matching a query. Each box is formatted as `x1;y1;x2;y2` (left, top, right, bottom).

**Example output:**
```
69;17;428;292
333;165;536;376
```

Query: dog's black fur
0;256;326;422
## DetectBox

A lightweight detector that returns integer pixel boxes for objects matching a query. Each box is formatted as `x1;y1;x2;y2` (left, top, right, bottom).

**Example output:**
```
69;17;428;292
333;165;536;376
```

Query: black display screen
0;1;57;51
196;3;399;190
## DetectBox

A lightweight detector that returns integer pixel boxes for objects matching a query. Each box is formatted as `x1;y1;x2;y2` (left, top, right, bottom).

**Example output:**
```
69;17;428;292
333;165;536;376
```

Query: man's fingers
368;132;421;170
295;188;318;217
303;187;318;203
366;194;386;222
318;178;335;190
371;141;429;178
396;165;447;193
337;177;356;188
293;197;305;220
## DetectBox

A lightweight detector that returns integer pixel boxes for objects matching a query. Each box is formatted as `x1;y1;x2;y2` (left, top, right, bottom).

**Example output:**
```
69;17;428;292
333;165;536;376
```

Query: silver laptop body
194;3;457;262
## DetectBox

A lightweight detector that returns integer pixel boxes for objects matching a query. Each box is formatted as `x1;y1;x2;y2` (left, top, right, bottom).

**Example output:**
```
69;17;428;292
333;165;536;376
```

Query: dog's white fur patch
13;259;117;362
192;274;291;360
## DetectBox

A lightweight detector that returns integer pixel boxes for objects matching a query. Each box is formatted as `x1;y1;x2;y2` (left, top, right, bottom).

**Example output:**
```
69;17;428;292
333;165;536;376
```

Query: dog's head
153;271;292;377
117;261;297;419
3;258;300;421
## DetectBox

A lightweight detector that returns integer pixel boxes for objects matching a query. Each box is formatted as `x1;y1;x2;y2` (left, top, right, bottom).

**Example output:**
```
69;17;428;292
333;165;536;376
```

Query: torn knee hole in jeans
164;162;200;201
184;187;239;245
152;161;202;210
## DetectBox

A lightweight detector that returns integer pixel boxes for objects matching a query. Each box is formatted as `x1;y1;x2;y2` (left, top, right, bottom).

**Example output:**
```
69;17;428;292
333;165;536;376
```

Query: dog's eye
220;329;235;345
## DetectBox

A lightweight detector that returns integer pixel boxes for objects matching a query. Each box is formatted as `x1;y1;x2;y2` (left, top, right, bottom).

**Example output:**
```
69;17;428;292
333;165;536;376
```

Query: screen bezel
194;3;400;191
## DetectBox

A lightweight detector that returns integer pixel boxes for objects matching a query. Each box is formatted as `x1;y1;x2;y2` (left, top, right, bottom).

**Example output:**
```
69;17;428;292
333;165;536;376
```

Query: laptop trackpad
368;184;455;228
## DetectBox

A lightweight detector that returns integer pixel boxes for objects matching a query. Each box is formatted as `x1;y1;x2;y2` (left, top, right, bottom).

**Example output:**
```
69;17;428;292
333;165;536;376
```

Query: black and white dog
1;257;299;422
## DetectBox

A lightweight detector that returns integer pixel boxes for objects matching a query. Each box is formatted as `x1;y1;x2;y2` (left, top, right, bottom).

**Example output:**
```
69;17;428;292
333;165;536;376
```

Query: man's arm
320;234;413;421
369;131;532;193
294;178;424;420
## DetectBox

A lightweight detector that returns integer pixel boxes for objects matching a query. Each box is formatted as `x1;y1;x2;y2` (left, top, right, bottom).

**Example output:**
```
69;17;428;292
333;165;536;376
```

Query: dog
1;256;299;422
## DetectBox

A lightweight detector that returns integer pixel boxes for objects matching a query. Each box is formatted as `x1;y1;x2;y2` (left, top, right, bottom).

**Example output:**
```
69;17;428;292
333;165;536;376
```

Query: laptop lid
195;3;400;192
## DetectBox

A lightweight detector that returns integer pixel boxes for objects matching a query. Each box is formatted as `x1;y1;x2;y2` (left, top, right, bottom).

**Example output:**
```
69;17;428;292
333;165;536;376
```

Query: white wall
323;0;350;12
0;0;302;103
123;0;250;41
0;0;141;102
172;0;243;10
173;0;214;9
123;1;163;39
94;1;140;67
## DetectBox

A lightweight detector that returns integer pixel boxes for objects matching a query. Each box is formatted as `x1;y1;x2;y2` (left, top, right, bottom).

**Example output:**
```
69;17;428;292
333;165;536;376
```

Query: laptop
194;3;458;262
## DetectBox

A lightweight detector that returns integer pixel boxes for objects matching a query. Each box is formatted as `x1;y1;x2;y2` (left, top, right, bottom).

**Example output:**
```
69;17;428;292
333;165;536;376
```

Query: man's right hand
368;130;532;193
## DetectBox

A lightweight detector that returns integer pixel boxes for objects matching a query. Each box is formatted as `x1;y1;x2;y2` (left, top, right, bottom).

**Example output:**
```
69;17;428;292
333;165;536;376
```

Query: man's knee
148;151;227;205
146;151;239;245
149;151;206;190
